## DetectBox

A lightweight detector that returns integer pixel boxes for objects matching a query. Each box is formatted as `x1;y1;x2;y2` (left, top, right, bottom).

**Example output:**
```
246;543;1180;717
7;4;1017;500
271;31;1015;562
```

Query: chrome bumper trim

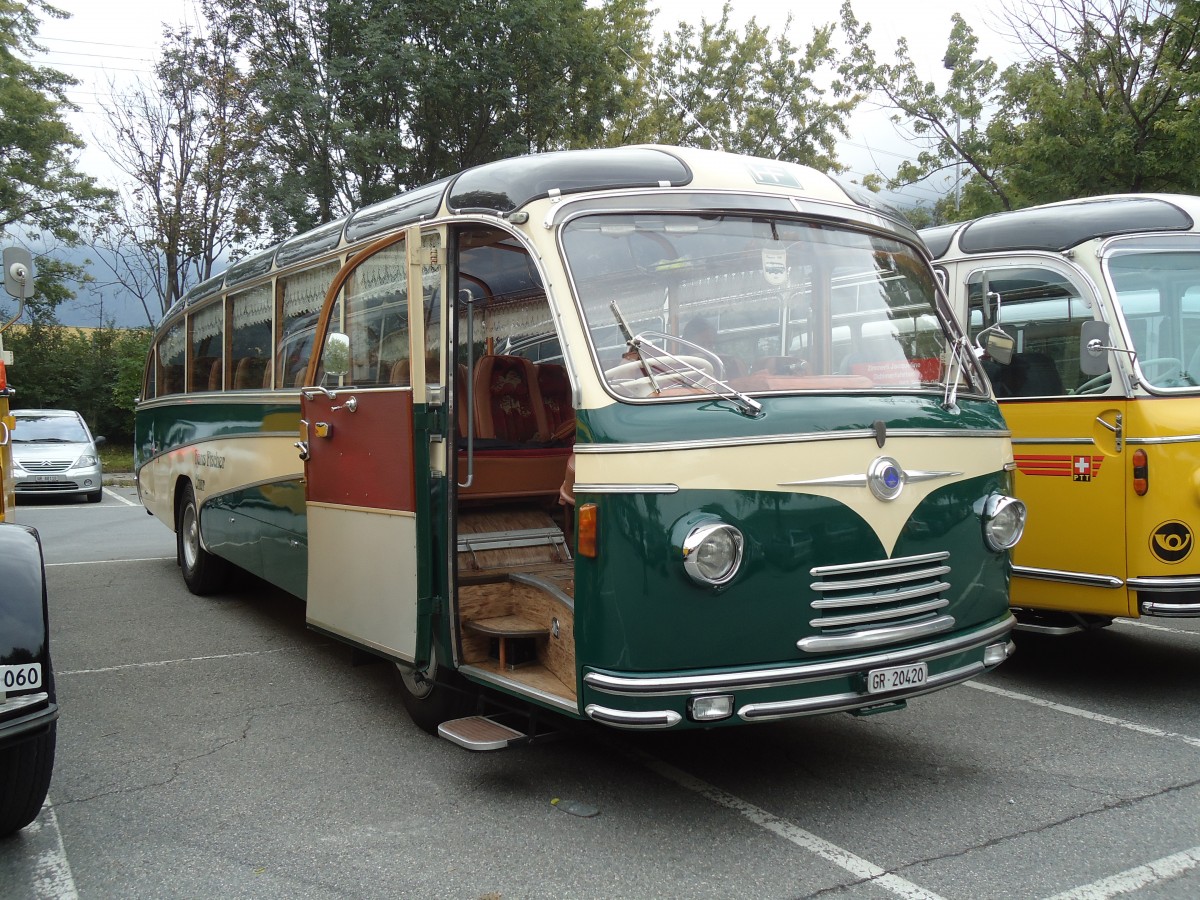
1139;600;1200;617
583;705;683;729
1012;565;1124;589
738;660;987;721
1128;575;1200;592
582;615;1014;697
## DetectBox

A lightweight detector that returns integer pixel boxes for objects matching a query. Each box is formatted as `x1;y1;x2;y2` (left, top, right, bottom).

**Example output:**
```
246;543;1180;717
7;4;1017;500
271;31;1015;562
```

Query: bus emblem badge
1150;521;1193;564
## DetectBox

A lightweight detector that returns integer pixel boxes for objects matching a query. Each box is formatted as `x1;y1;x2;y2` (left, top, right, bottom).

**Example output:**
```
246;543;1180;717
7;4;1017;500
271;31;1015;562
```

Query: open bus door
299;226;448;665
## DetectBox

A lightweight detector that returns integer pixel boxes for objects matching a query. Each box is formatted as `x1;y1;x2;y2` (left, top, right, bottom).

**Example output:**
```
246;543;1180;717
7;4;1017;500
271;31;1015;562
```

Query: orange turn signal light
1132;448;1148;496
577;503;598;558
0;359;6;391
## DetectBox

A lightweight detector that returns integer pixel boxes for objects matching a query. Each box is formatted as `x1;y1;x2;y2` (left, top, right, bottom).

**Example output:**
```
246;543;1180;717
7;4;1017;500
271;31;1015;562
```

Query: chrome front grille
799;551;956;653
21;459;72;473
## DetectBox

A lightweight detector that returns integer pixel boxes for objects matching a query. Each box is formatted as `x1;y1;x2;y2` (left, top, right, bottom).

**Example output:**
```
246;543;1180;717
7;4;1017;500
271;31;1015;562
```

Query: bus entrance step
438;715;528;751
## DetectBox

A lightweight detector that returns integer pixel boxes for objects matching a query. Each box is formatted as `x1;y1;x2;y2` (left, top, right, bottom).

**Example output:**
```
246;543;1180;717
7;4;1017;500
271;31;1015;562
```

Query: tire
0;722;57;838
176;483;229;595
396;648;475;735
86;489;102;503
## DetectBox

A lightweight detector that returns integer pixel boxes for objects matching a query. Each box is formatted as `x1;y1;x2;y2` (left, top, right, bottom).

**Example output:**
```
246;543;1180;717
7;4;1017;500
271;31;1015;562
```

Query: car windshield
13;414;89;443
561;211;974;400
1105;235;1200;390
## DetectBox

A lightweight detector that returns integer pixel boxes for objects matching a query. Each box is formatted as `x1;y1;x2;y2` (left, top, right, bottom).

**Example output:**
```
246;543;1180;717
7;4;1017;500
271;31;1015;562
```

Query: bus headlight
982;494;1026;552
682;522;744;586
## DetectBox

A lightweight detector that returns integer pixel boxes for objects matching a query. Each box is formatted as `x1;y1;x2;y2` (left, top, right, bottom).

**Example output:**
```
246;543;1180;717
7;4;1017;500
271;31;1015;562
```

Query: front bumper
582;614;1015;729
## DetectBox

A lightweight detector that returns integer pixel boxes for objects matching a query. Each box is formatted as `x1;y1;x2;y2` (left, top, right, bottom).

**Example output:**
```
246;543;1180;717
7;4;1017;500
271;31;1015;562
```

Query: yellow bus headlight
983;494;1026;552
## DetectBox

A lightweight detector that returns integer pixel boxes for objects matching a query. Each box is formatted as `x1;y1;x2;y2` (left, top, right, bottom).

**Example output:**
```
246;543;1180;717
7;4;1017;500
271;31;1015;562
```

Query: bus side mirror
984;331;1014;365
1080;320;1113;376
323;332;351;378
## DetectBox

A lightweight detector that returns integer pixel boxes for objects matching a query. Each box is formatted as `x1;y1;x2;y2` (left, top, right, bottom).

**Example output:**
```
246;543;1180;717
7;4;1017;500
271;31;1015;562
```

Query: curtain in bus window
279;264;337;388
231;283;273;390
158;322;185;396
339;245;408;386
190;302;224;392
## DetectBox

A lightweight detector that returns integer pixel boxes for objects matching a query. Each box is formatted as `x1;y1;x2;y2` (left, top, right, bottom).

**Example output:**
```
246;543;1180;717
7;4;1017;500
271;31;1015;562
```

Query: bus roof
921;194;1200;260
162;145;911;330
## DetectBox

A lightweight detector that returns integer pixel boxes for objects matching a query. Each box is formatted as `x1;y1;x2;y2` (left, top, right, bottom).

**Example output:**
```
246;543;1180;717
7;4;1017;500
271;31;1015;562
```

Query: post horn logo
1150;520;1193;564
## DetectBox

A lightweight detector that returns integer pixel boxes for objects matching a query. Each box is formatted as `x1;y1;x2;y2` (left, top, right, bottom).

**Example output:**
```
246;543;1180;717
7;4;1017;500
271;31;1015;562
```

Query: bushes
3;324;151;443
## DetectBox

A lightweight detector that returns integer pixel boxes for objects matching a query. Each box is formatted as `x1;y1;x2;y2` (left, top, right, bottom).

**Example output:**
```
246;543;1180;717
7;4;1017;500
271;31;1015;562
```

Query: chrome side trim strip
1011;437;1095;446
797;614;955;652
812;581;951;608
582;615;1013;697
1127;434;1200;446
1127;575;1200;592
573;429;1011;455
459;665;580;714
780;469;961;489
738;660;986;721
584;705;683;729
1140;600;1200;617
571;483;679;494
1012;565;1124;589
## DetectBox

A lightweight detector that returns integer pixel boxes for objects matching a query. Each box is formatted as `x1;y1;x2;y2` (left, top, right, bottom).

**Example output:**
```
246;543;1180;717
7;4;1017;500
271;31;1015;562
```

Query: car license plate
34;475;58;483
866;661;927;694
1;663;42;692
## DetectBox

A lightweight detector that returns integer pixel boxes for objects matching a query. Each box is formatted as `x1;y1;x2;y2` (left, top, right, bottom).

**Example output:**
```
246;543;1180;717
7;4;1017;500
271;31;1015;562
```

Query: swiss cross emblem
1073;455;1093;481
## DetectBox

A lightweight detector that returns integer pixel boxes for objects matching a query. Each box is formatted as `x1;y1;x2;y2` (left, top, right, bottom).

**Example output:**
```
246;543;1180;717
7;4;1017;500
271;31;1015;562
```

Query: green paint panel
572;471;1011;674
205;478;308;599
135;399;302;469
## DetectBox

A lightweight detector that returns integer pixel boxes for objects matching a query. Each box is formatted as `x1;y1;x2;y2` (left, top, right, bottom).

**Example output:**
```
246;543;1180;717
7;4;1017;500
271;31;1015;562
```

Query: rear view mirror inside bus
323;331;351;377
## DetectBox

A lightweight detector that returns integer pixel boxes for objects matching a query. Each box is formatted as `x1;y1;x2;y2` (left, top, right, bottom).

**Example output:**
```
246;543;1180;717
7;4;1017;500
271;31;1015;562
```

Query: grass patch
99;442;134;473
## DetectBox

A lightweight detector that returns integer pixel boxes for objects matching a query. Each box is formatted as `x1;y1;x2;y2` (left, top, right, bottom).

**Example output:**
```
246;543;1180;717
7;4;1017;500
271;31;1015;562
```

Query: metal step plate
438;715;527;751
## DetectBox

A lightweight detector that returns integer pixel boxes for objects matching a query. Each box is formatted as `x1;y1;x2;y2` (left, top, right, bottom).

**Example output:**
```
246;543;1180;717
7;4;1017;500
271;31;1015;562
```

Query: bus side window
157;321;185;396
189;302;224;392
279;264;337;389
332;242;408;387
968;267;1091;397
230;284;273;391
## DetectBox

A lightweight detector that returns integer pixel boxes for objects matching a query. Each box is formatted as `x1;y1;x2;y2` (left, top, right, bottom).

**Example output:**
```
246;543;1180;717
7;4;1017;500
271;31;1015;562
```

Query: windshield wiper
633;337;764;417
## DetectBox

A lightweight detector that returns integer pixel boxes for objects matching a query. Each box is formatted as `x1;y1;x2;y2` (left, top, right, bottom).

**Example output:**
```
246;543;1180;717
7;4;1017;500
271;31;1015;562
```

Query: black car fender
0;522;58;749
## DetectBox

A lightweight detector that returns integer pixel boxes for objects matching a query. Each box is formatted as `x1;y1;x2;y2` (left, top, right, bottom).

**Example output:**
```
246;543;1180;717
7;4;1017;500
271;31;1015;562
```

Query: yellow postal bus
136;146;1023;748
925;194;1200;633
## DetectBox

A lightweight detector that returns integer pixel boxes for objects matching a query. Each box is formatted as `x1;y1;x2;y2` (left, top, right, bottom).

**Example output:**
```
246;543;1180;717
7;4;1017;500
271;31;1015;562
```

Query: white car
11;409;105;503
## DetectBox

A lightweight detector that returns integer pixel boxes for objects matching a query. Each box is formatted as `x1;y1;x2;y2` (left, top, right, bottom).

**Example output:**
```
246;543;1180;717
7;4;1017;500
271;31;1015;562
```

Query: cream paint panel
576;437;1011;557
138;434;303;528
306;503;419;661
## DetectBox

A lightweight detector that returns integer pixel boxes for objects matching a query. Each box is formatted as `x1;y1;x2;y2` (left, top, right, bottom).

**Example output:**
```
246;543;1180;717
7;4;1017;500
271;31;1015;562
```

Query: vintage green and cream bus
925;194;1200;634
136;146;1023;748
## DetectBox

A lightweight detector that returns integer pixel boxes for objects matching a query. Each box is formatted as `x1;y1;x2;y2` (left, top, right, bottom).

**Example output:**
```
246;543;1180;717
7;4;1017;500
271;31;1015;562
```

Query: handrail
457;289;475;488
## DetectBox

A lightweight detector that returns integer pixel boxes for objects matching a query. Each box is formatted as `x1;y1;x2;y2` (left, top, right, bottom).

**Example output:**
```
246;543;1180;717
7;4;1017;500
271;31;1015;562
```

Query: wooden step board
463;615;549;670
438;715;527;751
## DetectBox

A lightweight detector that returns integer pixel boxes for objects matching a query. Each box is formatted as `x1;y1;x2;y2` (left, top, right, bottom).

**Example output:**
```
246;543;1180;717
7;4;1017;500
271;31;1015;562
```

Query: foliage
0;0;113;317
96;24;264;320
620;2;858;170
5;324;151;442
840;0;1200;220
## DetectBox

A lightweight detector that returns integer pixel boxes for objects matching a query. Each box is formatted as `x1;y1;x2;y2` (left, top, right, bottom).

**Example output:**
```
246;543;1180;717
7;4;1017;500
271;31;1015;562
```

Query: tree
839;3;1004;221
0;0;112;319
97;23;263;322
620;2;858;170
992;0;1200;203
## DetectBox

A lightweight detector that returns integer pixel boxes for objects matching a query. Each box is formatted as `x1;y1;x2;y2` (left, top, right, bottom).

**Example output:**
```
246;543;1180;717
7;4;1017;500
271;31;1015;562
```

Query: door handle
294;440;309;461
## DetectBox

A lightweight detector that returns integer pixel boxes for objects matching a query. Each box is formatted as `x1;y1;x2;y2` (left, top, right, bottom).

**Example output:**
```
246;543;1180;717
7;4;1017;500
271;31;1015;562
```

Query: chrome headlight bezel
681;521;745;586
983;493;1026;552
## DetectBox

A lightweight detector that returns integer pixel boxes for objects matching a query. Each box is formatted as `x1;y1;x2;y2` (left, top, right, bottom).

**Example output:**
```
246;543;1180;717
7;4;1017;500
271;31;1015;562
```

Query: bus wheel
396;650;474;735
177;484;228;595
0;722;56;838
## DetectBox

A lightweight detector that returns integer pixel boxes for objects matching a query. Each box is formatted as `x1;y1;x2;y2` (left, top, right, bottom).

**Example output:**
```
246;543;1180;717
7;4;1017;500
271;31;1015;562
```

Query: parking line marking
30;799;79;900
45;556;175;568
966;682;1200;749
102;487;138;506
1042;845;1200;899
57;645;308;676
638;753;947;900
1115;618;1200;637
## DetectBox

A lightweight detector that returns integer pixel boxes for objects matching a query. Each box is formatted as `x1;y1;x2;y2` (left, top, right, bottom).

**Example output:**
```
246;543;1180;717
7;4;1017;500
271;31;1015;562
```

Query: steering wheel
1074;372;1111;395
1136;356;1185;386
604;355;715;397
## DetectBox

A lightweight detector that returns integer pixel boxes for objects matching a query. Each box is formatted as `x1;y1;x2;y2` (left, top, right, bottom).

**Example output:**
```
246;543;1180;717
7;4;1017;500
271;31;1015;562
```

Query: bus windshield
1106;234;1200;390
561;212;968;397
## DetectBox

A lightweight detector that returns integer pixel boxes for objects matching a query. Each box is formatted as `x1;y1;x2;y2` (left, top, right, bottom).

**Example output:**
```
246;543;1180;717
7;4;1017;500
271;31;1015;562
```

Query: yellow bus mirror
1079;320;1113;376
